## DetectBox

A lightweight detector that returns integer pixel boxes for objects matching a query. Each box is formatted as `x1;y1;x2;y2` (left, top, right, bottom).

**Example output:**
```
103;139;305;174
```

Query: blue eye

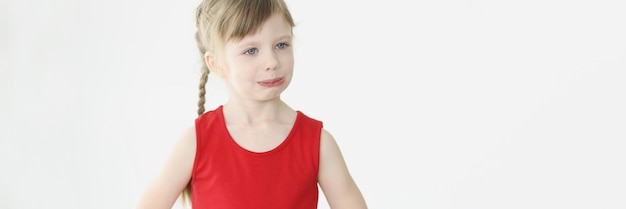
244;48;257;55
276;42;289;49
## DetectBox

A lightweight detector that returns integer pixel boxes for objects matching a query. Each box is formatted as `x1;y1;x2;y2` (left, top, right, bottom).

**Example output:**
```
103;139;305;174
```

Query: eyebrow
275;35;292;42
236;34;293;47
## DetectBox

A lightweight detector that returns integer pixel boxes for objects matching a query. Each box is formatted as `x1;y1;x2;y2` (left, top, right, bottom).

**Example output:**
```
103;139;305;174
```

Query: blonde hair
184;0;295;206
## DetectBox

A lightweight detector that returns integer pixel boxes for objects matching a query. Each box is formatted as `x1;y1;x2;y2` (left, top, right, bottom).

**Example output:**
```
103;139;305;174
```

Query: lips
258;77;285;87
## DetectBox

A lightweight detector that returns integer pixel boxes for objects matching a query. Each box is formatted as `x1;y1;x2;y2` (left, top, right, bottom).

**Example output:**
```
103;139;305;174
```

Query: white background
1;0;625;208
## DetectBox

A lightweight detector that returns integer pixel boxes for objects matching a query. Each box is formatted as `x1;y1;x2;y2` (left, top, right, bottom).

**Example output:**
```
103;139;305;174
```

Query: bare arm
135;126;196;209
318;129;368;209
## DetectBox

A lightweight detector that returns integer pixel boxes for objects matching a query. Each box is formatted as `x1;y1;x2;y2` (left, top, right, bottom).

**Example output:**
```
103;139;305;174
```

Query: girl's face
219;14;294;103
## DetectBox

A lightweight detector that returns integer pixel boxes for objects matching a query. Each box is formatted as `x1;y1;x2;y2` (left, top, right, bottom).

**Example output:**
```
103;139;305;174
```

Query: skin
135;14;367;209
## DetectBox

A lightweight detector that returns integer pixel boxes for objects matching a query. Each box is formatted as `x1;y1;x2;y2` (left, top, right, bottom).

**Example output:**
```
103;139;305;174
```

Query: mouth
257;77;285;87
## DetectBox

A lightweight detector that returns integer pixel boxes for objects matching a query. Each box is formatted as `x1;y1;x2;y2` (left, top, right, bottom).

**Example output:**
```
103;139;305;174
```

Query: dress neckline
216;105;301;155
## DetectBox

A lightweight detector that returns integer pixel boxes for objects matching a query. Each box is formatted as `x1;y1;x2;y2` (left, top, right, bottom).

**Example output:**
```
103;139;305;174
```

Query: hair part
184;0;295;206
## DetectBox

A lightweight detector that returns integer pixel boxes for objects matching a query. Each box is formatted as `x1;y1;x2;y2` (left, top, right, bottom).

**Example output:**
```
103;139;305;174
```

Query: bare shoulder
135;125;196;209
178;125;197;149
165;125;197;180
318;128;368;209
318;128;347;175
166;125;197;165
320;128;335;148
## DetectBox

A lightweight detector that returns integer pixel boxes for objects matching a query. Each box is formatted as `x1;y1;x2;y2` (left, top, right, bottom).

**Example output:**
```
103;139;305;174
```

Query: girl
135;0;367;208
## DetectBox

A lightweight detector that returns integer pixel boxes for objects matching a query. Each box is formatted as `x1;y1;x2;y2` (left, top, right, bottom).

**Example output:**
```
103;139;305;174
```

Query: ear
204;51;226;78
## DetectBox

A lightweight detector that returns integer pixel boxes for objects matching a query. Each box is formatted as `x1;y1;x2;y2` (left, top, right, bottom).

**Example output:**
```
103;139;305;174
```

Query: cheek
280;54;295;71
224;58;254;79
233;68;260;86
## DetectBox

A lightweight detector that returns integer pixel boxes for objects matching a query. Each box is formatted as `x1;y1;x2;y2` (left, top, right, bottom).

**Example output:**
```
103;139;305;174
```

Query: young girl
135;0;367;208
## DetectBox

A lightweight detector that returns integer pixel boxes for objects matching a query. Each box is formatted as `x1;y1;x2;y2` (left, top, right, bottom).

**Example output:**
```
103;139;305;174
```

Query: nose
265;51;279;71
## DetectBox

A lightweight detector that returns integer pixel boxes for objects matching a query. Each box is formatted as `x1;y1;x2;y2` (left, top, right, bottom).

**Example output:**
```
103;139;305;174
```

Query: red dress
191;105;322;209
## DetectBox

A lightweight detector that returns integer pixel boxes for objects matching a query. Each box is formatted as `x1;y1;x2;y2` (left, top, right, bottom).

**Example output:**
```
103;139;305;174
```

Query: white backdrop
1;0;625;208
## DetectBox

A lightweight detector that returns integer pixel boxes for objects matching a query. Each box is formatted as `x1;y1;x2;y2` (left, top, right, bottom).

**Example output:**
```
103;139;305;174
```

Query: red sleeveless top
191;105;322;209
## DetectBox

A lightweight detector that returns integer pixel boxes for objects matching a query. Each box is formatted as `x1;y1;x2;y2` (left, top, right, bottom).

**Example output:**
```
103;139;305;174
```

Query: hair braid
197;63;210;116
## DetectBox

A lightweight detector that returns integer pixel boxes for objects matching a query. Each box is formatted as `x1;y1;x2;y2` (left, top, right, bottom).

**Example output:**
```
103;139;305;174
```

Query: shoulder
296;110;324;129
319;128;339;156
167;125;196;178
320;128;334;142
166;124;197;167
170;125;197;163
179;125;197;145
196;106;222;123
195;106;225;139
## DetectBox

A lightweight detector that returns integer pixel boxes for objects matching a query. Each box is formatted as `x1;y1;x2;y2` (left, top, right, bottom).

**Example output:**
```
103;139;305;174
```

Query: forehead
229;14;292;45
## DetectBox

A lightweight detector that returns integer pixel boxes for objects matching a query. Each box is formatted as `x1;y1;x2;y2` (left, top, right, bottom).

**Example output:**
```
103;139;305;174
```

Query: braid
196;28;211;116
197;64;210;116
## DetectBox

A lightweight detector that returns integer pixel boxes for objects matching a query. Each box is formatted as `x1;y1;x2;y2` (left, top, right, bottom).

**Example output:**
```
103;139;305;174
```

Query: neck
222;98;294;124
